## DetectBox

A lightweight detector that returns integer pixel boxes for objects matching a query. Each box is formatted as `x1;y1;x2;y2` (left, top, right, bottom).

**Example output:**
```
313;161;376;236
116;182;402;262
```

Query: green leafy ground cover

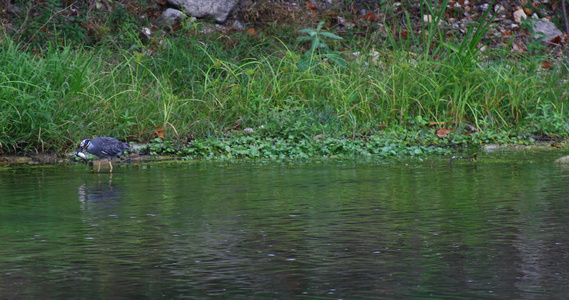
1;0;568;160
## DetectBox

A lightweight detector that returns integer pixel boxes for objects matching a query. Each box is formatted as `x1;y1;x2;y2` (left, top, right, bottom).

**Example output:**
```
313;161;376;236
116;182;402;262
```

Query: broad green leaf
298;29;316;36
296;36;314;42
323;53;346;68
319;31;343;40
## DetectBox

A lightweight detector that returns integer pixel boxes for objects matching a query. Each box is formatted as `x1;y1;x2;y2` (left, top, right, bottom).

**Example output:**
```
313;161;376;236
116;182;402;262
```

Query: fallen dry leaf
542;61;552;68
361;12;378;22
154;126;165;139
436;128;452;138
306;1;317;12
549;35;562;45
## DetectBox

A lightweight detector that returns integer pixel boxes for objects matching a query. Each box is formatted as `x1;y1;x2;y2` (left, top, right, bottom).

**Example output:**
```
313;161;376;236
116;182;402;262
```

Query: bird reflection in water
77;179;123;214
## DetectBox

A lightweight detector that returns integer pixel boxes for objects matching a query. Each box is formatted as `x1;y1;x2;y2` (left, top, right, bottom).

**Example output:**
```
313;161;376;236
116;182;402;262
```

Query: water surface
1;152;569;299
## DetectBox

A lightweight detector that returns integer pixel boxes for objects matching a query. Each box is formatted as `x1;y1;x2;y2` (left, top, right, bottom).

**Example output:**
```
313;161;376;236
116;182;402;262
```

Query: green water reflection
1;152;569;299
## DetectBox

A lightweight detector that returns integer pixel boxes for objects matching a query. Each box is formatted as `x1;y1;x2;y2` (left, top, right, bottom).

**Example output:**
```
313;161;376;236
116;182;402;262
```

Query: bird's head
77;139;91;153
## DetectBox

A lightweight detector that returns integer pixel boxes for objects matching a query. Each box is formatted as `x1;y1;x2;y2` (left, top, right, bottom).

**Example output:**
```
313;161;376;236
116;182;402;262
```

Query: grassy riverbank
1;2;569;159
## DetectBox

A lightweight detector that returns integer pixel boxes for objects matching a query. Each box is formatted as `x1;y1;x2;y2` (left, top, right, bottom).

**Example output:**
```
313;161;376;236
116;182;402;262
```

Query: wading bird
76;137;130;172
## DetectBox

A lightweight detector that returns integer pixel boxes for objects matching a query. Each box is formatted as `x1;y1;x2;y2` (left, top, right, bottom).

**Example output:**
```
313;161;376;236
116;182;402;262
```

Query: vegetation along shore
1;0;568;163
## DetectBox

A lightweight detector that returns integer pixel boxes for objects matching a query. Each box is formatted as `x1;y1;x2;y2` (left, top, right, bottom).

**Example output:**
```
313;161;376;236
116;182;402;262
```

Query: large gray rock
531;20;563;42
165;0;239;23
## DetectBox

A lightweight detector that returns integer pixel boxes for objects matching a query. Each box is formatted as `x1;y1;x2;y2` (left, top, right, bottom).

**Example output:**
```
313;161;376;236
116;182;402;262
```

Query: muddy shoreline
1;142;568;167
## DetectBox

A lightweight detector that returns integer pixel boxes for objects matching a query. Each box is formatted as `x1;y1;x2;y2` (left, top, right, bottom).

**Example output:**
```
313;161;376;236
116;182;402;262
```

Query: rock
7;3;22;15
554;156;569;164
313;134;327;141
232;20;245;30
166;0;240;23
161;8;188;25
494;4;505;14
140;27;152;41
513;9;527;24
14;157;31;164
531;19;563;42
167;0;182;9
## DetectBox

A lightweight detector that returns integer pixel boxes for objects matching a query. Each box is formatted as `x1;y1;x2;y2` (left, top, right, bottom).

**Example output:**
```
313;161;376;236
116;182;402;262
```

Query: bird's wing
103;141;129;157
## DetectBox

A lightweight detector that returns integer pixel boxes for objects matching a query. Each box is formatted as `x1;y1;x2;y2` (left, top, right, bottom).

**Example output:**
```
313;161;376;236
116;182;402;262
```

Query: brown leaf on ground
361;12;378;22
436;128;452;138
428;122;445;127
549;35;562;45
154;126;165;139
306;1;317;12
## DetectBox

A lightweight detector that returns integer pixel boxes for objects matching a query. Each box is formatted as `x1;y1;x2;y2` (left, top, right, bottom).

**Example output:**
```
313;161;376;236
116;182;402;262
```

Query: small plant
296;21;346;70
526;103;569;138
519;18;548;57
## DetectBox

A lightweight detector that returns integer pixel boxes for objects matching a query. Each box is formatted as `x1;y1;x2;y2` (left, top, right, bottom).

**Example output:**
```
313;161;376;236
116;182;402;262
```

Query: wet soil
1;141;567;167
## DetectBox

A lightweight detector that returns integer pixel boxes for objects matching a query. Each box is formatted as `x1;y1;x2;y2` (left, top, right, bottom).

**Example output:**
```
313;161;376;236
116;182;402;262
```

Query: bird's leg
109;159;113;172
97;161;101;172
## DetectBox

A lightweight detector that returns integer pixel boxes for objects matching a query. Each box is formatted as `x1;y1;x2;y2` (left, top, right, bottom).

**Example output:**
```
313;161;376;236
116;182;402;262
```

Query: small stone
313;134;326;141
161;8;187;26
140;27;151;38
232;20;245;30
494;4;505;14
513;9;527;24
423;15;432;23
512;43;520;52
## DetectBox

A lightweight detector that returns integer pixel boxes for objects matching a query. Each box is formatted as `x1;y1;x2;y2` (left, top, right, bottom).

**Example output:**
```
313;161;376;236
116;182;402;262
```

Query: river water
1;151;569;299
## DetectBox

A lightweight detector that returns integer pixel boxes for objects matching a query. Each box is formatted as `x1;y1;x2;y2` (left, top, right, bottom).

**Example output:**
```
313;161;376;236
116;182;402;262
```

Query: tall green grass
1;11;568;154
